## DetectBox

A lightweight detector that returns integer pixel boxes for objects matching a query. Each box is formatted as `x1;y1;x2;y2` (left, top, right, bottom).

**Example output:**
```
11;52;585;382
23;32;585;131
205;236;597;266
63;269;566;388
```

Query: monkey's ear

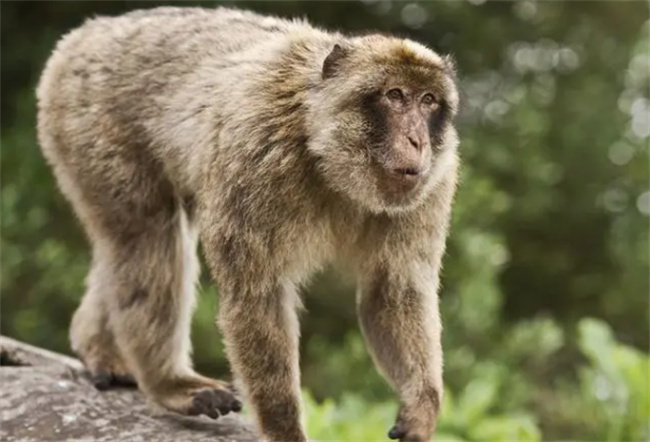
322;44;347;80
442;54;458;80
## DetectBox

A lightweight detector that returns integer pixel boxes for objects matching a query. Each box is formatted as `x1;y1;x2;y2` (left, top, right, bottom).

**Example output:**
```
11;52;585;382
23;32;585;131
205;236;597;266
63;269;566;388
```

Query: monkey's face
360;80;450;208
308;36;459;214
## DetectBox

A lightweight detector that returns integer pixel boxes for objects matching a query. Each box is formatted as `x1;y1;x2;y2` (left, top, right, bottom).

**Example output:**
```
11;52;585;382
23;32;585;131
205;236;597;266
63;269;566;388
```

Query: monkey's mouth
379;166;423;197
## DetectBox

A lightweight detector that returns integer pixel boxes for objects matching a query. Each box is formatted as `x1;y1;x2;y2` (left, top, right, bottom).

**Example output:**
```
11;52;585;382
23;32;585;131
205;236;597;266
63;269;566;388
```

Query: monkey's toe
74;346;136;391
188;388;242;419
89;371;138;390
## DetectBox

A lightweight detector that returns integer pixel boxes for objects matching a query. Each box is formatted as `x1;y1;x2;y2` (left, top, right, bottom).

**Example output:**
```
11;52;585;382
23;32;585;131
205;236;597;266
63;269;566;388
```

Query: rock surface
0;336;258;442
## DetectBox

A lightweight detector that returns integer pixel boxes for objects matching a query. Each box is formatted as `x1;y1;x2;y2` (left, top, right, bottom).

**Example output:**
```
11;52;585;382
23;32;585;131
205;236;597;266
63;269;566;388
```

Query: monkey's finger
87;370;138;390
216;390;243;415
388;425;406;440
90;372;113;391
189;389;221;419
112;373;138;388
225;381;244;403
231;398;242;412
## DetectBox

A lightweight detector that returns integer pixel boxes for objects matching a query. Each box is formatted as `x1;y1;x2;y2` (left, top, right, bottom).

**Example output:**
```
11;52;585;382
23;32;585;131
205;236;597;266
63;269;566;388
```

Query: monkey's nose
407;135;420;151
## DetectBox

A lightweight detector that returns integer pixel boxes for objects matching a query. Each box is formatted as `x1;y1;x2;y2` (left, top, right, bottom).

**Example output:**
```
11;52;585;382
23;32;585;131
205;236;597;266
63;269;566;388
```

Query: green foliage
304;390;397;441
302;372;545;442
1;2;648;441
303;385;543;442
302;318;646;442
575;319;650;441
303;332;392;403
437;378;542;442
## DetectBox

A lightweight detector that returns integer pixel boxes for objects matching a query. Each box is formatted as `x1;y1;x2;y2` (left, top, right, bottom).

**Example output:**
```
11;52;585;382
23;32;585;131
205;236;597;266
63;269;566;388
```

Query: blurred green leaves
576;319;650;441
303;318;647;442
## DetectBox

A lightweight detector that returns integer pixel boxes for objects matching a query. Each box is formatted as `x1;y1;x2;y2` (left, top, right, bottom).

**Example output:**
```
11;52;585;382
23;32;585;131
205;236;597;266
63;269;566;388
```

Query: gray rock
0;336;259;442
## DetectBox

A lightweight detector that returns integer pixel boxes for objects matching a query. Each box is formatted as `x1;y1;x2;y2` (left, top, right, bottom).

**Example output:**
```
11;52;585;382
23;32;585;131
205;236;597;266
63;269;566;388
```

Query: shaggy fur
36;6;460;442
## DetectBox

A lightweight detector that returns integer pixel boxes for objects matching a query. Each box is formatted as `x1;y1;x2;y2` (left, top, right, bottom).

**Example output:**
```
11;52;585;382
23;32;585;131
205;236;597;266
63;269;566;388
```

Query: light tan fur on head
36;6;460;442
306;35;459;214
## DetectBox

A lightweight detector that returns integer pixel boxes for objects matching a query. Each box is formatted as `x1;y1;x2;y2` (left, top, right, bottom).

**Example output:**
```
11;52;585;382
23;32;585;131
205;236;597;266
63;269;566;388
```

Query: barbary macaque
37;6;460;442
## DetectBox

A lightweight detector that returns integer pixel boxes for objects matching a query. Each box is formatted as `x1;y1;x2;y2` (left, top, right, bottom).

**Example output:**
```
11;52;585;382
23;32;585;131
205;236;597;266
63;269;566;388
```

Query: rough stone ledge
0;335;258;442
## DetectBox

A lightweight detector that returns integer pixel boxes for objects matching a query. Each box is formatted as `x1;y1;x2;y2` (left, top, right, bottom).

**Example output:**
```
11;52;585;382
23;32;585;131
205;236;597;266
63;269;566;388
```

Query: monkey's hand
388;393;439;442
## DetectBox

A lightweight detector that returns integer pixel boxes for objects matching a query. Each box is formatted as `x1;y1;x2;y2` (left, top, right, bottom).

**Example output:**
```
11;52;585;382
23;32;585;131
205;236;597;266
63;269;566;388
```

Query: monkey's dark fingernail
231;399;242;412
388;426;405;440
191;389;214;417
206;407;220;419
113;373;138;387
205;408;221;419
91;373;112;390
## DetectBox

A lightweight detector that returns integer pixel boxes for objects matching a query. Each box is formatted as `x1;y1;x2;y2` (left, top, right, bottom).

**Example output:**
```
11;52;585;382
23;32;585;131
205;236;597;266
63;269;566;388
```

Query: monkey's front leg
217;280;306;442
358;267;444;442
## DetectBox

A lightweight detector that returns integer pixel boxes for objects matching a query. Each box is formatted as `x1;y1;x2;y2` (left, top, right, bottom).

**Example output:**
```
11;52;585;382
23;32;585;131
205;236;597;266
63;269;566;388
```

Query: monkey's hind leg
100;198;241;419
70;259;136;389
47;143;240;419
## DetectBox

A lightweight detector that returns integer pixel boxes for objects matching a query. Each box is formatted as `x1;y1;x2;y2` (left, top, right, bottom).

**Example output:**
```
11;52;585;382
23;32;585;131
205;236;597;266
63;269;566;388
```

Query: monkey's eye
421;93;437;106
386;88;404;101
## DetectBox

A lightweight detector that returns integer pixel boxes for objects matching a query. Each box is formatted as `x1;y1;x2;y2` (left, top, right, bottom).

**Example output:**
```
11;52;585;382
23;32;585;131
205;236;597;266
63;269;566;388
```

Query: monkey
36;6;460;442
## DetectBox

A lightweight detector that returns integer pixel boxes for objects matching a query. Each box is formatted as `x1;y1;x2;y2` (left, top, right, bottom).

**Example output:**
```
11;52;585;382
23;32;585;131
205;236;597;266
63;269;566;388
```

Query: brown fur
36;6;460;442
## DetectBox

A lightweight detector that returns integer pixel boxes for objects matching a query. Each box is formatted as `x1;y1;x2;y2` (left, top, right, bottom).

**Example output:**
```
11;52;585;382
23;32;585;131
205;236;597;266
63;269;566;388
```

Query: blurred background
1;1;648;441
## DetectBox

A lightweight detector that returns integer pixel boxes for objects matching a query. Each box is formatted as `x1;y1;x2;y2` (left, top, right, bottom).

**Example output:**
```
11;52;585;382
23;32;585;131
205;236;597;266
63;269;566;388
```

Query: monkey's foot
153;376;242;419
89;370;138;390
77;351;138;390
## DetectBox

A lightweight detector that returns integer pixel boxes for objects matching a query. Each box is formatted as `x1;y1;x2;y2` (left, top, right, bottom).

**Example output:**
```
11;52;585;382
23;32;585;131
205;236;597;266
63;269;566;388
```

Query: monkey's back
36;7;312;194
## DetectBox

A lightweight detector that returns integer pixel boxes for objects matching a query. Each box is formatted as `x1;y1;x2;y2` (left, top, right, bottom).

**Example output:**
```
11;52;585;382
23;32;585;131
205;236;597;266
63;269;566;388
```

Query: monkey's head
307;35;460;214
